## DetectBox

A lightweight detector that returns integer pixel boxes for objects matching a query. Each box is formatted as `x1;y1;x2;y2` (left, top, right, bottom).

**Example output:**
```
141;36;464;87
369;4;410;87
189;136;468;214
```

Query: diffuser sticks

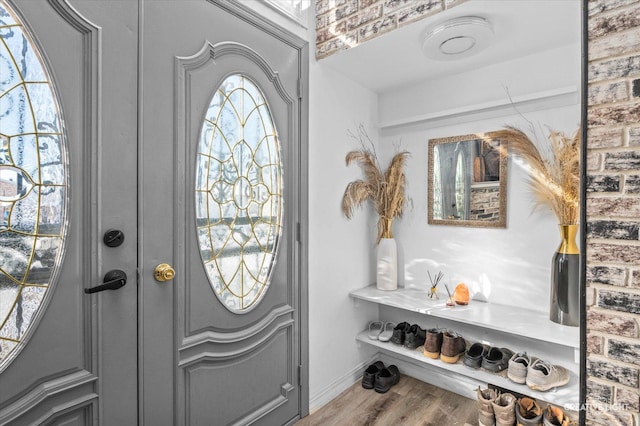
427;271;444;300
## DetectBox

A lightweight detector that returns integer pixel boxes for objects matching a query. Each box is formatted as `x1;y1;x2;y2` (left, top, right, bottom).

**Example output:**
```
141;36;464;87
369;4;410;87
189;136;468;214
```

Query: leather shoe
404;324;426;349
361;361;384;389
423;328;443;359
390;322;410;345
440;331;466;363
374;364;400;393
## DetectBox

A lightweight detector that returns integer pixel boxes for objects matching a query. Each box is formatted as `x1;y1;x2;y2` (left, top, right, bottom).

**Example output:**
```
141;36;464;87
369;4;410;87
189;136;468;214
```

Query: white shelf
357;331;580;408
350;285;579;349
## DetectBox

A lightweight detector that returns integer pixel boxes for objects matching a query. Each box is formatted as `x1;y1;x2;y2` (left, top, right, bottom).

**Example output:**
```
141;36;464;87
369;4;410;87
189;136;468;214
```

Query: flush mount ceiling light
422;16;494;61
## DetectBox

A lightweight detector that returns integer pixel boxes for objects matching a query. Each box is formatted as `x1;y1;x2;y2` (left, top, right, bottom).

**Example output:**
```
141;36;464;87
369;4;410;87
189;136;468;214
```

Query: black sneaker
390;322;410;345
404;324;426;349
361;361;384;389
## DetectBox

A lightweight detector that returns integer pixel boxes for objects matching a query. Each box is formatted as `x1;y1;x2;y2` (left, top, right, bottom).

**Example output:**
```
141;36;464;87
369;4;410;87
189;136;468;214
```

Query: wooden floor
296;375;478;426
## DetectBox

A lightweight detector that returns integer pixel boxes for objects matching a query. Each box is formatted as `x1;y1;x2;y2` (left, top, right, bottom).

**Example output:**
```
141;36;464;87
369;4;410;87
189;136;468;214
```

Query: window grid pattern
195;75;282;313
0;2;67;369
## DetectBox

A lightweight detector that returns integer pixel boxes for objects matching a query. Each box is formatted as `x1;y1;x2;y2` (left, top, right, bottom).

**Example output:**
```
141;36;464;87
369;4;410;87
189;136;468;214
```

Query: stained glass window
0;2;68;369
195;75;282;313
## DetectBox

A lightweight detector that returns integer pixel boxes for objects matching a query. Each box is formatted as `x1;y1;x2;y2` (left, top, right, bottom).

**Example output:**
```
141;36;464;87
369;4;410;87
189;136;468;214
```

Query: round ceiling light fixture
422;16;494;61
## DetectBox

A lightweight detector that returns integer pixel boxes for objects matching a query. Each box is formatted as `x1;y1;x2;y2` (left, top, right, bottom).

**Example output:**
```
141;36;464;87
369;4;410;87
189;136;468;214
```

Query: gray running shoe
526;359;570;391
507;352;531;384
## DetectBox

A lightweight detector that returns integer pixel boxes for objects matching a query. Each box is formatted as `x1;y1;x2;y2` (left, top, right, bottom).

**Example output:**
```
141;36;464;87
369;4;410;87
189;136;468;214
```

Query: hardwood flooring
296;375;478;426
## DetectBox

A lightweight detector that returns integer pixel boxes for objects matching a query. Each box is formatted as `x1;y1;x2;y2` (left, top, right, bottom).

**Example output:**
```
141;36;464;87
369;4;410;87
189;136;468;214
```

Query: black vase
550;224;579;327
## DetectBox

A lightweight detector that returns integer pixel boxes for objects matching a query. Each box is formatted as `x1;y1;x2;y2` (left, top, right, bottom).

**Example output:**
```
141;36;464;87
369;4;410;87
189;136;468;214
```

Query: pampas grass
492;126;580;225
341;125;410;242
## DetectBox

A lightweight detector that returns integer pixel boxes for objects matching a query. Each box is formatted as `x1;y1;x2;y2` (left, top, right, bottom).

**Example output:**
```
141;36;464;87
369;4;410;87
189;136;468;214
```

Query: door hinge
298;365;303;387
297;79;303;100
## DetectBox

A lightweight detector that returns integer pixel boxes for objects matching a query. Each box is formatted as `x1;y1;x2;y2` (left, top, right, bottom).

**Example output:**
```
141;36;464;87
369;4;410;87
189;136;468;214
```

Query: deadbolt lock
154;263;175;282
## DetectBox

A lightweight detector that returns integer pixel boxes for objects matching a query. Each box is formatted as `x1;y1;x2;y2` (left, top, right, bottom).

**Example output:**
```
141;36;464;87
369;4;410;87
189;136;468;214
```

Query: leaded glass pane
196;74;282;313
0;2;68;370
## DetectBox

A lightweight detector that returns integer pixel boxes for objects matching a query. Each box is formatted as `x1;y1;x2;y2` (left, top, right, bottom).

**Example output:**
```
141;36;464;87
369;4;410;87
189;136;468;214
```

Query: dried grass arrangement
341;125;410;242
491;126;581;225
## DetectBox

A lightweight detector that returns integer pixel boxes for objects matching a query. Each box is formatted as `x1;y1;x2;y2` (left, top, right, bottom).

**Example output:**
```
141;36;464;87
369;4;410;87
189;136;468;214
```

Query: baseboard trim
308;355;377;413
308;351;484;413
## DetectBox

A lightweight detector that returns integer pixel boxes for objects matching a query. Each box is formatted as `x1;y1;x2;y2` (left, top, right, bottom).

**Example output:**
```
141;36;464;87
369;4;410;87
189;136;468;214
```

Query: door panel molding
182;328;295;426
181;304;293;345
179;317;294;365
0;370;96;425
176;40;297;328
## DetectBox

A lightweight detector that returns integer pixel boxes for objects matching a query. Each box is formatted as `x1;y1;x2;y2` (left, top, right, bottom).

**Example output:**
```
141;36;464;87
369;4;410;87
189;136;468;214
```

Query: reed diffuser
427;271;444;300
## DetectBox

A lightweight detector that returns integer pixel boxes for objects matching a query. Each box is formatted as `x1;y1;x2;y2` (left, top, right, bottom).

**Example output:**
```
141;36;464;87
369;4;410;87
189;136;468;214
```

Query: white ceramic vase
376;238;397;291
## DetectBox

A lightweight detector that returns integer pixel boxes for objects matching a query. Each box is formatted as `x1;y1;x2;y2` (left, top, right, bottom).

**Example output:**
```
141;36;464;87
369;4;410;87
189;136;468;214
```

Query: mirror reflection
428;132;507;228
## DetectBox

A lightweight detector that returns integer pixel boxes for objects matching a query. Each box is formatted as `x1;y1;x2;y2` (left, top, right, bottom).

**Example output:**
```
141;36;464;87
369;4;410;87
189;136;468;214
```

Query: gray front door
0;0;139;424
139;2;307;425
0;1;307;425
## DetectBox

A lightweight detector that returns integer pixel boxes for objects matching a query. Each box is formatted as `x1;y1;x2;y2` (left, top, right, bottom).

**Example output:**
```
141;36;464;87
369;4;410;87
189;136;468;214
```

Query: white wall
377;43;582;312
240;0;582;412
306;21;383;411
235;0;380;411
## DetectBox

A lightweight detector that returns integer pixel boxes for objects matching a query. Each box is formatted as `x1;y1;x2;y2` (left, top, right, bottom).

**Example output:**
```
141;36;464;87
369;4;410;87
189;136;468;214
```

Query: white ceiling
319;0;582;93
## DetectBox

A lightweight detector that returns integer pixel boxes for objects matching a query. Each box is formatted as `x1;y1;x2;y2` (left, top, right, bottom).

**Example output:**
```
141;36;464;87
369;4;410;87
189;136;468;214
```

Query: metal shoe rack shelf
350;285;580;408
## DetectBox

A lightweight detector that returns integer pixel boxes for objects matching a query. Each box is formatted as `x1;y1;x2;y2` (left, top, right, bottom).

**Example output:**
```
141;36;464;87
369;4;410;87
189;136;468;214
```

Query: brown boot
543;405;572;426
423;328;443;359
492;392;516;426
516;397;542;425
440;331;466;363
477;387;497;426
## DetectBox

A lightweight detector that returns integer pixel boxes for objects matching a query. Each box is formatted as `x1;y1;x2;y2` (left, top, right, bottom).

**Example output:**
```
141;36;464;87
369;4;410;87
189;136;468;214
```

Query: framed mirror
428;132;507;228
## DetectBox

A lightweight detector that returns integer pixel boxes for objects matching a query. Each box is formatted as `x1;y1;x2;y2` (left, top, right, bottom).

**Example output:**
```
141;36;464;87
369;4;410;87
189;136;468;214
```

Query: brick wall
469;185;500;222
586;0;640;424
315;0;467;59
316;0;640;424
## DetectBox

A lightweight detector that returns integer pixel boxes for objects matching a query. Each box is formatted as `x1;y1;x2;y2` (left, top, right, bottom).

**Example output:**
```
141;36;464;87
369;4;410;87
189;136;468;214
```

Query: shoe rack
350;285;580;408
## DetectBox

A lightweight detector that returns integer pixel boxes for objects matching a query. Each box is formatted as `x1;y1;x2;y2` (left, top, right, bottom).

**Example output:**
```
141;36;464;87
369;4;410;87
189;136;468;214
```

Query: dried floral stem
492;126;580;225
341;124;410;243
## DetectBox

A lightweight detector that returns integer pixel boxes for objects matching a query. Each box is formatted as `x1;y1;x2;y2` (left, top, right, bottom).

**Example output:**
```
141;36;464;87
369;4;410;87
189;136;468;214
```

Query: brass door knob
154;263;175;282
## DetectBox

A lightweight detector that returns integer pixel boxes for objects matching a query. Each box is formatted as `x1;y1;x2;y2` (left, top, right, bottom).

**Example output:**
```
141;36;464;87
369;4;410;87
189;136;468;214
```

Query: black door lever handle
84;269;127;294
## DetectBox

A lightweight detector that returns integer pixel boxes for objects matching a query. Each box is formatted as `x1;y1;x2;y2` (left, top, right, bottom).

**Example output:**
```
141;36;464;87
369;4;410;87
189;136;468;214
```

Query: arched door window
195;74;282;313
0;3;68;370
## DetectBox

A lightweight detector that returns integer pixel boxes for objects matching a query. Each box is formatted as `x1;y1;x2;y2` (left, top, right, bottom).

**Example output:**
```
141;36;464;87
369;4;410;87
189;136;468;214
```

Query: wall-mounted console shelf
350;285;579;348
350;285;580;408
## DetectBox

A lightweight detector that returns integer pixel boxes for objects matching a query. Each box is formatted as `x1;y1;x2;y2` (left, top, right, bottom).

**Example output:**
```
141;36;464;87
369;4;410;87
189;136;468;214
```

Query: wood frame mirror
428;132;508;228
